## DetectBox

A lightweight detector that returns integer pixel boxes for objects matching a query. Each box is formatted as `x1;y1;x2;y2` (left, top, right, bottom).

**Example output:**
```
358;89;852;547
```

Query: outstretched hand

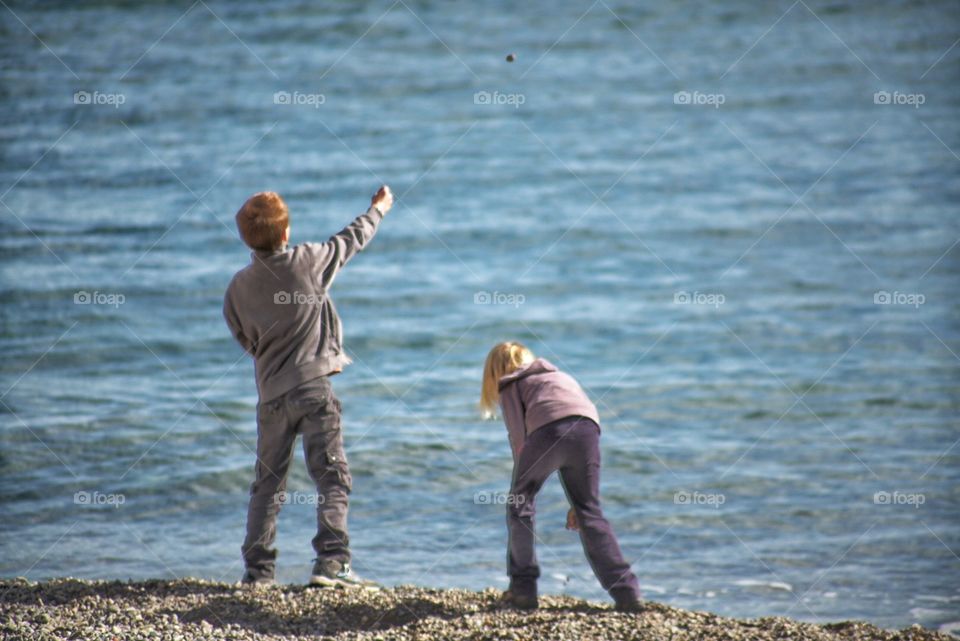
565;508;579;531
371;185;394;214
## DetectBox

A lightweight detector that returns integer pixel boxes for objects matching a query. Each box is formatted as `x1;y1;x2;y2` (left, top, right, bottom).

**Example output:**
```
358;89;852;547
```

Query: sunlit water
1;0;958;634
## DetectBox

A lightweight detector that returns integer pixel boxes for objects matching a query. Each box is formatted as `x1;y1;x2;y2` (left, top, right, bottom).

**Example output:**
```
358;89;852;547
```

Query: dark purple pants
507;416;640;598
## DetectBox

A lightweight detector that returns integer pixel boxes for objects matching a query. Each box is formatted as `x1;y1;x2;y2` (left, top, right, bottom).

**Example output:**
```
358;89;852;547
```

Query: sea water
1;1;958;633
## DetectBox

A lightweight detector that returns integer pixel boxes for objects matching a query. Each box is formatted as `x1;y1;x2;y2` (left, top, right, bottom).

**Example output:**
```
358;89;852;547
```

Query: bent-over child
480;341;643;612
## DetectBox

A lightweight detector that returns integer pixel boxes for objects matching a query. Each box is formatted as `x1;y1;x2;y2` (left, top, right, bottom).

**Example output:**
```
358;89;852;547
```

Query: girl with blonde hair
481;341;642;612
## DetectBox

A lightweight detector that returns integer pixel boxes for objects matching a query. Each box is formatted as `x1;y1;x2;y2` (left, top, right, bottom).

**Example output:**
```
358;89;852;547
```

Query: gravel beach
0;578;951;641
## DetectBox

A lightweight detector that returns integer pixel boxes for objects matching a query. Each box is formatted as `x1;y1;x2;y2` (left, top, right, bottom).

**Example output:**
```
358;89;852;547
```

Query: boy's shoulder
224;257;264;300
297;240;330;259
226;243;321;289
227;262;254;287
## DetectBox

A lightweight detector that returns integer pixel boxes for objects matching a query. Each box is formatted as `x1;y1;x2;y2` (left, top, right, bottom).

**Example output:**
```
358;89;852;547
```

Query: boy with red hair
224;185;393;587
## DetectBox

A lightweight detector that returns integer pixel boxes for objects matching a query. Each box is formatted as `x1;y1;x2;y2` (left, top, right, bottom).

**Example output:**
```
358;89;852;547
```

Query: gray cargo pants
242;376;352;580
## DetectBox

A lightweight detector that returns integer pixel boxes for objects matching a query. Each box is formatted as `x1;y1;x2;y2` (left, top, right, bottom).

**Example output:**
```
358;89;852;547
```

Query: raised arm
316;185;394;286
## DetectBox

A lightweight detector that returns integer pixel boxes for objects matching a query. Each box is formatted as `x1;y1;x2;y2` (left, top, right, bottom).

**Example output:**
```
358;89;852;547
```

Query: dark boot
502;577;538;610
611;586;644;613
240;570;276;588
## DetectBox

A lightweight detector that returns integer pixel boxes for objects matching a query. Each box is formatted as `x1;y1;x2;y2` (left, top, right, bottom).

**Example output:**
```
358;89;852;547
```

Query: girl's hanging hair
480;341;535;418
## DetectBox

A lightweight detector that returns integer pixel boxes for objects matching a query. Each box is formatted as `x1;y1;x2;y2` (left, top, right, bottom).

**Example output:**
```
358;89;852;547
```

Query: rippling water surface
1;0;958;634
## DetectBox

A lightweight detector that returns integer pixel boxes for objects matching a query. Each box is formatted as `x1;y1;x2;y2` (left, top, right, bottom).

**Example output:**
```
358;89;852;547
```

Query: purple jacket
498;358;601;460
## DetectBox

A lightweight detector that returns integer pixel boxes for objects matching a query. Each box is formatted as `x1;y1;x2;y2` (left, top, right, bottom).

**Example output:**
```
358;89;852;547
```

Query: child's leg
242;396;297;580
507;426;566;594
297;379;351;563
557;421;640;599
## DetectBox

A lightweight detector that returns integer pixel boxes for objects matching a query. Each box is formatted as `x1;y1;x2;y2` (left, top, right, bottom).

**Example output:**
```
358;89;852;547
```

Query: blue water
1;0;959;634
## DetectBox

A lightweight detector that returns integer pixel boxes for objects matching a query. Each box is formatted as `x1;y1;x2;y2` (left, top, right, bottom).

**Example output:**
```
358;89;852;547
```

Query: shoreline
0;577;951;641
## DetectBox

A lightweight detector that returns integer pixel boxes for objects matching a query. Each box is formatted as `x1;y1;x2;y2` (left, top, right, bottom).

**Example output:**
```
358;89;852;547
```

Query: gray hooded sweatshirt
498;358;601;460
223;206;384;402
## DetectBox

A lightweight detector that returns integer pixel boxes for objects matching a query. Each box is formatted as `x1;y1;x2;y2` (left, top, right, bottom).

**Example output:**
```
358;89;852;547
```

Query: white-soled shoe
309;559;379;590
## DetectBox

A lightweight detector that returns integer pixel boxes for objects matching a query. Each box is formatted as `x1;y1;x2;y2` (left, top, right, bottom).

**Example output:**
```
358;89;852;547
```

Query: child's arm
223;289;253;354
499;383;526;462
314;186;393;286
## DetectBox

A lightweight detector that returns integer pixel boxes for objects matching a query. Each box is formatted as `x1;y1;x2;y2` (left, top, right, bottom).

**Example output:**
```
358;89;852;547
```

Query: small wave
733;579;793;592
82;224;171;236
916;594;960;603
864;397;898;406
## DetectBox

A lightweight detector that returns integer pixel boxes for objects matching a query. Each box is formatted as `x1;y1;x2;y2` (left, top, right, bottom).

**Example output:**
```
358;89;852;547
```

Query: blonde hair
480;341;535;418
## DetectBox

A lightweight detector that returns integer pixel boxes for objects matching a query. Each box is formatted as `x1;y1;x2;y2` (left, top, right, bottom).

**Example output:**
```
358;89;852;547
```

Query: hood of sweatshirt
498;357;557;389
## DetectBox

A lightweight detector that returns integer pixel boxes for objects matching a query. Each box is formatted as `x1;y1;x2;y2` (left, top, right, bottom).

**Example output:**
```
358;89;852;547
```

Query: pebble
0;578;951;641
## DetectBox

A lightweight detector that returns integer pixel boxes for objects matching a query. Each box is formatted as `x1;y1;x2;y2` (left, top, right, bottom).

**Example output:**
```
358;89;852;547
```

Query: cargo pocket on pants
326;448;352;493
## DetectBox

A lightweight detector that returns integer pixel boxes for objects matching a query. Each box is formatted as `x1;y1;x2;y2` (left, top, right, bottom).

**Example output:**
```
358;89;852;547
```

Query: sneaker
240;571;276;588
612;588;644;613
309;559;379;590
500;589;538;610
